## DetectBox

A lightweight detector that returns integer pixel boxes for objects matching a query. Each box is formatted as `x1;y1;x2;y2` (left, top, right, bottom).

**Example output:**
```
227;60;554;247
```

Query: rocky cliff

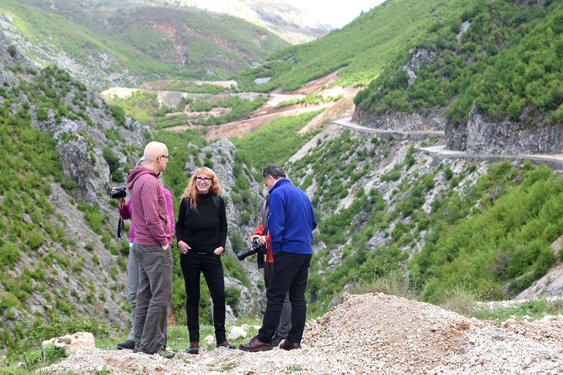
0;31;147;345
353;45;563;155
446;105;563;155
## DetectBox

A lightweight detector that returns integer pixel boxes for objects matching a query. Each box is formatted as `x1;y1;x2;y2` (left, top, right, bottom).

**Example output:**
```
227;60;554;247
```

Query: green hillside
237;0;469;91
284;130;562;315
0;0;289;89
355;0;562;126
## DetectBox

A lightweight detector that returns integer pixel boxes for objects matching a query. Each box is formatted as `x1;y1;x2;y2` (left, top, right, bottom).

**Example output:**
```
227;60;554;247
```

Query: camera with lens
110;186;127;199
237;238;266;261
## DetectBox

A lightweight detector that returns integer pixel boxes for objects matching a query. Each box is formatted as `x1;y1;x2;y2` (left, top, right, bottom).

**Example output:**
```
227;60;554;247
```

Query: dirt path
165;103;330;140
334;117;563;171
162;71;361;141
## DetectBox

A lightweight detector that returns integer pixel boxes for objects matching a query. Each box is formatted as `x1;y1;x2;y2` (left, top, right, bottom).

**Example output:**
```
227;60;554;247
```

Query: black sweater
175;192;228;252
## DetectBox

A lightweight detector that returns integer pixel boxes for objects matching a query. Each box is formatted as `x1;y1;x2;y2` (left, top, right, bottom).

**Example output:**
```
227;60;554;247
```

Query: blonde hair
181;167;220;210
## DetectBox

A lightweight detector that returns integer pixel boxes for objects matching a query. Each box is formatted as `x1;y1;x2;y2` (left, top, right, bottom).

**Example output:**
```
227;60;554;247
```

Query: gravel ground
41;293;563;374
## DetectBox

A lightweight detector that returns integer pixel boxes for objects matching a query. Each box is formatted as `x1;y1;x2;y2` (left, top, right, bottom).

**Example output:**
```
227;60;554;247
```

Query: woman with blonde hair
175;167;232;354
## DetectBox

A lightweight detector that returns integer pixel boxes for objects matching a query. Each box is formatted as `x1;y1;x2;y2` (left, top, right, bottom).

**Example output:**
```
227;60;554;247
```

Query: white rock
42;332;95;353
228;325;248;340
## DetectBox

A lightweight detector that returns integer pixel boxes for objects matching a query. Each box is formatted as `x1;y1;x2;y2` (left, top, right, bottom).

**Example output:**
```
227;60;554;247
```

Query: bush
7;45;16;58
0;242;20;270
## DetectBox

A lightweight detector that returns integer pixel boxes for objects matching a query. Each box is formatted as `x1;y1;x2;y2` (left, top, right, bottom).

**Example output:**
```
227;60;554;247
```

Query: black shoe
117;340;136;350
216;340;235;349
188;342;199;354
271;335;285;347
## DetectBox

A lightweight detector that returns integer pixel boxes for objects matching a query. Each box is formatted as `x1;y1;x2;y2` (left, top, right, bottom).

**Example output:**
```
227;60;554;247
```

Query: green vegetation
143;80;233;94
1;315;109;373
0;98;70;342
287;128;562;317
275;93;343;108
348;273;563;322
472;298;563;323
410;162;562;303
237;0;468;91
105;92;268;130
0;54;144;356
190;95;268;126
233;111;321;172
355;0;562;125
105;92;162;124
0;0;289;88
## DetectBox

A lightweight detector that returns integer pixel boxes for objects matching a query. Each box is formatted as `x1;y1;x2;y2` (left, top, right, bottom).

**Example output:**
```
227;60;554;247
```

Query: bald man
127;141;174;358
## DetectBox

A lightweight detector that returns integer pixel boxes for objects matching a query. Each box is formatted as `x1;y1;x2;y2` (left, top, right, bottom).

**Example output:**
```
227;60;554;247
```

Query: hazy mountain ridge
0;0;290;90
130;0;333;43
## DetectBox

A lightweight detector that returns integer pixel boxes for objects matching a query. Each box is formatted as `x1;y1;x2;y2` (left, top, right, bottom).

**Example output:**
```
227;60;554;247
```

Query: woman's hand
178;240;191;254
213;246;224;256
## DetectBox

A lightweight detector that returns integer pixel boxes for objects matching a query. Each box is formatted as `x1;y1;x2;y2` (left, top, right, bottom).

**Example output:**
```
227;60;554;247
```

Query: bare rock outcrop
352;106;446;131
182;138;267;316
447;105;563;154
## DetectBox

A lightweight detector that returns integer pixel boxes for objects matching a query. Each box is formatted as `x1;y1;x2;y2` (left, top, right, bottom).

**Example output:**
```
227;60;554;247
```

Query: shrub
0;242;20;270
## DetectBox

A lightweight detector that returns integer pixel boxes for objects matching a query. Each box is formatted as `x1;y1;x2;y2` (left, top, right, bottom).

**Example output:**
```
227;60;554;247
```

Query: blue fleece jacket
268;178;317;255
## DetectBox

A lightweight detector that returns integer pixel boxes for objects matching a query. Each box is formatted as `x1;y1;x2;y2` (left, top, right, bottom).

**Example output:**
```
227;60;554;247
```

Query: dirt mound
41;293;562;374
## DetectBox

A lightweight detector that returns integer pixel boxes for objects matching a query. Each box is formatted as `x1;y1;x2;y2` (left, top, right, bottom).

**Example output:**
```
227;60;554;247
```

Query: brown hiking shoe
279;340;301;351
239;336;273;352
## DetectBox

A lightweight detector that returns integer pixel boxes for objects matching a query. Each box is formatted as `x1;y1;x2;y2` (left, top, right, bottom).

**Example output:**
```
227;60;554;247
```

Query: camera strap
261;200;269;235
117;217;124;238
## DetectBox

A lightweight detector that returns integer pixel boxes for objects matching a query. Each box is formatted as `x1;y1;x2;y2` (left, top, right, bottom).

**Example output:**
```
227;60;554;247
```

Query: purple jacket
120;186;175;245
127;166;171;247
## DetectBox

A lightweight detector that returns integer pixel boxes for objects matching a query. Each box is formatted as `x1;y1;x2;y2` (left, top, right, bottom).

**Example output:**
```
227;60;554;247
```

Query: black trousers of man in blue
257;251;312;344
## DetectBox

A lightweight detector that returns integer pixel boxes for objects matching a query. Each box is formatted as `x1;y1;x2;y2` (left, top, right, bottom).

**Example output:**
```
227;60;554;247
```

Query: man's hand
162;244;170;251
251;235;266;245
213;246;224;255
178;240;191;254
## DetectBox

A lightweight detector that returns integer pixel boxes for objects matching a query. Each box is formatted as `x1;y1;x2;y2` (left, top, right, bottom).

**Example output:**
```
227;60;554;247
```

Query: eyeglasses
195;176;212;182
159;155;170;161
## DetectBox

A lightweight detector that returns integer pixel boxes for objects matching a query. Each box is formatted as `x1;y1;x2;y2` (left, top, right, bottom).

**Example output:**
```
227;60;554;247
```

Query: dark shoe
239;336;273;352
279;339;301;351
216;340;235;349
188;342;199;354
271;335;285;347
117;340;136;350
155;348;175;359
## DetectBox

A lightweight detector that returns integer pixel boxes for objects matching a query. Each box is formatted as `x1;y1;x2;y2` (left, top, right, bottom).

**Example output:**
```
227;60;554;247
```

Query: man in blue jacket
240;164;317;352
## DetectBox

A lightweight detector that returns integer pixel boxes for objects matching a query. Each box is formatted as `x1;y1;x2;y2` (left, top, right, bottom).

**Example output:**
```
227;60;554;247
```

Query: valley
0;0;561;373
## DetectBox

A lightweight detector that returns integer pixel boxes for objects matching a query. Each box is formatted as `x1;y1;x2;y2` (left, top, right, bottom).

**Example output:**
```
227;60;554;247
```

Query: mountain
0;32;270;354
353;0;562;155
238;0;562;155
237;0;453;91
0;0;561;364
0;29;148;353
0;0;290;89
129;0;333;44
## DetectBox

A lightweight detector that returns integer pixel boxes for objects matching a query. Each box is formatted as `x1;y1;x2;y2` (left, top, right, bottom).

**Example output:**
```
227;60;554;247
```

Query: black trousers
180;252;226;343
257;251;311;344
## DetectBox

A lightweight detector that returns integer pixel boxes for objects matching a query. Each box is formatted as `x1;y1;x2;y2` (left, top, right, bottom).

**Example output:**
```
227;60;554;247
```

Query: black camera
237;239;266;261
110;186;127;199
